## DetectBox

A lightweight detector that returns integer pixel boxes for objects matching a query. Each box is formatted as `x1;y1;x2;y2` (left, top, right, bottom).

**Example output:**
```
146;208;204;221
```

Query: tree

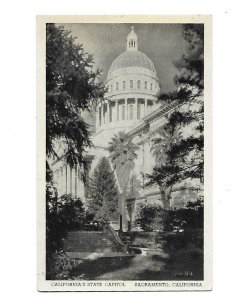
147;24;204;209
148;119;183;209
45;24;104;257
107;131;139;229
46;24;104;168
135;204;166;232
87;157;119;222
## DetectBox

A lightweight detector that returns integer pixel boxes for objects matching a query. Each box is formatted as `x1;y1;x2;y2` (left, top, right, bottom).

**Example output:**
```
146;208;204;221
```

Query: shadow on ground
69;248;203;280
70;256;134;280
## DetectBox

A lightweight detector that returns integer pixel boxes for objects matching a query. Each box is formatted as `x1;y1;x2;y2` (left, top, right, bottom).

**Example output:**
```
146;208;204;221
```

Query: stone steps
63;231;123;253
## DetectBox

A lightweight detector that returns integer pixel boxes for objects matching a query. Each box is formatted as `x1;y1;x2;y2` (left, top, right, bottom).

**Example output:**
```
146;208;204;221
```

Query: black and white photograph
37;15;212;291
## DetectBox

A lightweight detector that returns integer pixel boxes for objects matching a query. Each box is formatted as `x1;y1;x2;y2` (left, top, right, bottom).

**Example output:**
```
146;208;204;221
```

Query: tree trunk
159;185;173;210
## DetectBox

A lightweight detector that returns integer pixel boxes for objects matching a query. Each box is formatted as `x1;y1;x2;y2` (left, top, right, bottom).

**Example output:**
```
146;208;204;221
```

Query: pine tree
46;24;104;168
87;157;119;222
147;24;204;209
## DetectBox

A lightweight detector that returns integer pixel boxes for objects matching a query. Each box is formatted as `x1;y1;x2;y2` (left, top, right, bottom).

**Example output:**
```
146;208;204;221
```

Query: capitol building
52;27;202;229
95;27;160;146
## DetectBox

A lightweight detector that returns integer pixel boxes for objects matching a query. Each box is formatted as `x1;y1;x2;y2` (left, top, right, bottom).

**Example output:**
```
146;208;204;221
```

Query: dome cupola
107;27;157;78
126;26;138;51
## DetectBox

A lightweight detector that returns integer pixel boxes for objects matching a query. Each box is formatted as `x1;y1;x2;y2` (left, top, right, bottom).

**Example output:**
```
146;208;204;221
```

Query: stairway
63;230;126;253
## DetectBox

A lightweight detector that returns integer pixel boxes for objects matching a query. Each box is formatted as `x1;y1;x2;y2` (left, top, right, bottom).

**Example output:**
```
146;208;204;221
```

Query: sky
59;23;187;93
57;23;188;129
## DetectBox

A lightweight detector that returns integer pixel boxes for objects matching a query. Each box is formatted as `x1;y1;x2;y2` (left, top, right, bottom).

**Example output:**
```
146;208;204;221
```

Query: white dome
108;50;157;78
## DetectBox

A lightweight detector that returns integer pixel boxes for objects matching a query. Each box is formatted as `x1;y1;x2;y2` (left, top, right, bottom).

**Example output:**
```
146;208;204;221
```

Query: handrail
103;225;127;251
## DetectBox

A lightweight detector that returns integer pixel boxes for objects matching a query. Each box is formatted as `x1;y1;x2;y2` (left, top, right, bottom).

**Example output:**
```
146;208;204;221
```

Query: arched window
130;80;133;88
137;80;140;89
129;104;133;120
144;81;147;89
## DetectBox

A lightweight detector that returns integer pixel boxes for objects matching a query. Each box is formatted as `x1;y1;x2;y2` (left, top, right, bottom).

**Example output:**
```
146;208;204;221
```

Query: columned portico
96;97;156;130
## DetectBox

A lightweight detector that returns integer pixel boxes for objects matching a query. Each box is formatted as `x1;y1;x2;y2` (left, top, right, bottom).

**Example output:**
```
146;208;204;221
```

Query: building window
137;104;141;119
137;80;140;89
116;82;119;90
111;85;113;92
144;81;147;89
129;104;133;120
122;105;125;120
151;83;153;90
123;81;126;89
130;80;133;88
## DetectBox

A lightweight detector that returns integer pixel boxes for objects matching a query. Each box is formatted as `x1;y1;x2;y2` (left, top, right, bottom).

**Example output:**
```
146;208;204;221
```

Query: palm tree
107;131;139;230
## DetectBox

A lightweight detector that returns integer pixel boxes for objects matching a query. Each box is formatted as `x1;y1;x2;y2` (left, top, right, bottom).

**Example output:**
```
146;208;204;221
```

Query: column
103;103;105;124
62;165;66;195
134;98;138;120
99;106;102;126
107;101;110;123
67;165;70;194
65;164;68;194
125;99;128;120
59;167;63;196
115;100;118;121
144;99;148;116
75;164;78;197
69;167;73;194
96;106;99;128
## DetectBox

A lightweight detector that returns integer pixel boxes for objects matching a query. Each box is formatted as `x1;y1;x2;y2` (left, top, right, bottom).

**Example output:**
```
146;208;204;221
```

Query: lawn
69;247;203;280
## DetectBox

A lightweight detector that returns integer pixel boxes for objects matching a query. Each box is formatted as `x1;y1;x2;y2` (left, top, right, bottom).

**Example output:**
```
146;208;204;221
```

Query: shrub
46;251;77;280
135;198;203;233
167;198;204;232
135;204;166;232
58;194;86;230
47;193;86;252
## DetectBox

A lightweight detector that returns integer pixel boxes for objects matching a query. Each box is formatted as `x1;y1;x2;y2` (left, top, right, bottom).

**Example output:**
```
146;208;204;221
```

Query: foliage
46;23;104;167
46;163;86;253
45;25;105;277
108;131;139;192
46;251;75;280
46;192;86;253
164;199;204;251
147;24;204;208
135;204;166;232
46;164;87;278
58;194;86;230
167;198;204;232
87;157;119;222
135;198;203;234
